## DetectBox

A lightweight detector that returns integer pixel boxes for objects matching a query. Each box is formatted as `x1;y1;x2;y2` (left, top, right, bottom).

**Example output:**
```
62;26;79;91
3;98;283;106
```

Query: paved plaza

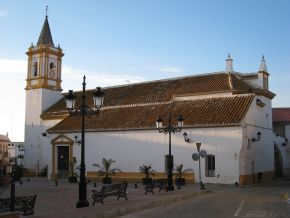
3;178;289;218
0;178;233;218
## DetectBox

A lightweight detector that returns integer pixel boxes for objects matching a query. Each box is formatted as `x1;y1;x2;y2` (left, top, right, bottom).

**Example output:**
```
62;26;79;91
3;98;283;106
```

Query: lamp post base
76;200;89;208
76;182;89;208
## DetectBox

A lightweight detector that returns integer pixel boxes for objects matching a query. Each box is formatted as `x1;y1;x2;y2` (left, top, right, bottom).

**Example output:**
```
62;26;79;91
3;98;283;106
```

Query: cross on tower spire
37;7;54;46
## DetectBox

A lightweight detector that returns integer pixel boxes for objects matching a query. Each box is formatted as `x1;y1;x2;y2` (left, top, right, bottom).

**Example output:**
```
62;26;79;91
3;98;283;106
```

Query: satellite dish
192;153;199;161
200;150;207;158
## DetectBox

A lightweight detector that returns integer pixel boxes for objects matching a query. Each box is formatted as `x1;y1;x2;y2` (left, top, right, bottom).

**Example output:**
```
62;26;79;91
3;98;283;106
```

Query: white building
24;16;279;185
0;134;14;174
272;108;290;176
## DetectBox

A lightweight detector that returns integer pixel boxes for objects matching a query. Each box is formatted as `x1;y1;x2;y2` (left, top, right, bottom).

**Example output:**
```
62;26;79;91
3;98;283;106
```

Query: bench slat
0;195;37;216
92;182;128;205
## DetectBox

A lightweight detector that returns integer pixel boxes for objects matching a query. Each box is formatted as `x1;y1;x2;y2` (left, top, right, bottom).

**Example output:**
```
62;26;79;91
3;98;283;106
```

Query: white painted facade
273;134;290;176
43;126;242;184
24;88;62;169
23;16;283;185
39;94;274;185
240;95;274;179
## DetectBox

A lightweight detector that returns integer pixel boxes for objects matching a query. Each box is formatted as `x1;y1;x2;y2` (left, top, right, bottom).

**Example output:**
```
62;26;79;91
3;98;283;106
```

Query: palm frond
93;158;120;178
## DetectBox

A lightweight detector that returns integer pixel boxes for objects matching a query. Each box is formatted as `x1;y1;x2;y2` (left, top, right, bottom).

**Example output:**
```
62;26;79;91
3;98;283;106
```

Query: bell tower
24;13;64;170
26;16;64;92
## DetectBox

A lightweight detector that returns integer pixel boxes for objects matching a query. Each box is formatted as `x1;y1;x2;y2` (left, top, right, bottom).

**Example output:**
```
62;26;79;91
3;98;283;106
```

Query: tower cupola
225;54;233;73
258;55;269;90
25;14;64;91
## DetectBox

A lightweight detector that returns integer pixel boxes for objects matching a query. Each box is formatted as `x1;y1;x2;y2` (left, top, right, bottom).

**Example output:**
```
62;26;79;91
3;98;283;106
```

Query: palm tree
174;164;192;187
139;164;156;179
93;158;121;184
139;164;156;185
174;164;192;179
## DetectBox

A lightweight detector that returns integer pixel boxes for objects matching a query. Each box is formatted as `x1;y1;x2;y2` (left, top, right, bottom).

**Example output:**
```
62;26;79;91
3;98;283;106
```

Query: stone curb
95;190;211;218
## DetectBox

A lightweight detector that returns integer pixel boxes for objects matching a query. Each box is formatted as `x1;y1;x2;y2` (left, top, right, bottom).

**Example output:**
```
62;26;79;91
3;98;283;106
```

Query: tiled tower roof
37;16;54;46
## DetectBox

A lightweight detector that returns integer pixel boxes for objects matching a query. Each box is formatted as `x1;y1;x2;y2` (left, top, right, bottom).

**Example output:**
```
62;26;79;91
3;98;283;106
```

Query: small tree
93;158;121;184
174;164;192;187
139;164;156;179
139;164;156;185
174;164;192;179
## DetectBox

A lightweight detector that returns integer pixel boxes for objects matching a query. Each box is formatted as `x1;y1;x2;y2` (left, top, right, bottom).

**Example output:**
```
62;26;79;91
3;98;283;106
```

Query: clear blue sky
0;0;290;141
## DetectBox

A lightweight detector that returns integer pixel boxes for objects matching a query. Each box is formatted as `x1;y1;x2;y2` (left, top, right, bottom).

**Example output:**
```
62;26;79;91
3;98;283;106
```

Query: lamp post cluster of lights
155;111;184;191
66;76;211;207
65;75;104;208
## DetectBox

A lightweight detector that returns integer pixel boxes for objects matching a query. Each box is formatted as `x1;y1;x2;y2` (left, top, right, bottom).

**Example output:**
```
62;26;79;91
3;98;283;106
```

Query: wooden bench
0;195;37;216
144;179;167;195
92;182;128;205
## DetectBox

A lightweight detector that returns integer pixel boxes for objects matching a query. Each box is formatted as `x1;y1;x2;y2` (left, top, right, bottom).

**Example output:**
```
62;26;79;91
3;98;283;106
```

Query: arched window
205;154;215;177
50;62;54;69
33;62;38;76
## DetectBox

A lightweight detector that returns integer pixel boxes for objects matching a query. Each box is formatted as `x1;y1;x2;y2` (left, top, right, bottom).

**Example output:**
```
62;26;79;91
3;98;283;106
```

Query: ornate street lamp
17;144;25;165
65;75;104;208
156;111;184;191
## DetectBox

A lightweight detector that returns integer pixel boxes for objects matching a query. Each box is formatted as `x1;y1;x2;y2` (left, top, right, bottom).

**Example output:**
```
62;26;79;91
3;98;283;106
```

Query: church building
24;15;282;185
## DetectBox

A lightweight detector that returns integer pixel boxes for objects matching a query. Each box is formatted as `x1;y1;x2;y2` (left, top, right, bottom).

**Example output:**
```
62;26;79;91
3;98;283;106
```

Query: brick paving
0;178;236;218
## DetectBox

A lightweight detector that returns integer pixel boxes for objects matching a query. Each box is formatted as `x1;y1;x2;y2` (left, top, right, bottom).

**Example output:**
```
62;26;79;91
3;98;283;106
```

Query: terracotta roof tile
234;72;258;80
272;108;290;123
47;95;254;133
42;72;273;120
37;16;54;46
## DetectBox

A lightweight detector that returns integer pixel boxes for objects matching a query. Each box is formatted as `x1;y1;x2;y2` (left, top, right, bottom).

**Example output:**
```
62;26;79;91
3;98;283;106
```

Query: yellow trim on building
239;170;274;185
50;134;74;179
86;171;195;183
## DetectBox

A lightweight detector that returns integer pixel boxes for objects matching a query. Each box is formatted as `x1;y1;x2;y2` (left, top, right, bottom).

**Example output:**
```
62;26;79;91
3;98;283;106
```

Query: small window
205;154;215;177
33;62;38;76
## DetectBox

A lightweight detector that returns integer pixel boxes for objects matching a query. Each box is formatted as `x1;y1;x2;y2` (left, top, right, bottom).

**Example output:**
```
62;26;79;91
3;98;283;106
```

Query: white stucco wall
180;127;242;184
273;134;290;176
48;126;242;184
24;88;62;169
240;95;274;177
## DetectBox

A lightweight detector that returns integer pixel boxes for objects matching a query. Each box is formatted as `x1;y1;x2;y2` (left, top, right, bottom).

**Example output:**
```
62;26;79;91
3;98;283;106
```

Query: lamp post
156;111;184;191
65;75;104;208
10;162;15;212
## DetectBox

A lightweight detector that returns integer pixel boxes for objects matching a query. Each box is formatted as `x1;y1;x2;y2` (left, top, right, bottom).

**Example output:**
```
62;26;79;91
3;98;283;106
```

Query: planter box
142;178;153;185
175;178;186;186
68;176;78;183
102;177;112;184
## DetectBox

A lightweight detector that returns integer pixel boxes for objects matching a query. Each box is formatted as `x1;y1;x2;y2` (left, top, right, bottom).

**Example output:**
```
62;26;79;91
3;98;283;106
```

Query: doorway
57;146;69;178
